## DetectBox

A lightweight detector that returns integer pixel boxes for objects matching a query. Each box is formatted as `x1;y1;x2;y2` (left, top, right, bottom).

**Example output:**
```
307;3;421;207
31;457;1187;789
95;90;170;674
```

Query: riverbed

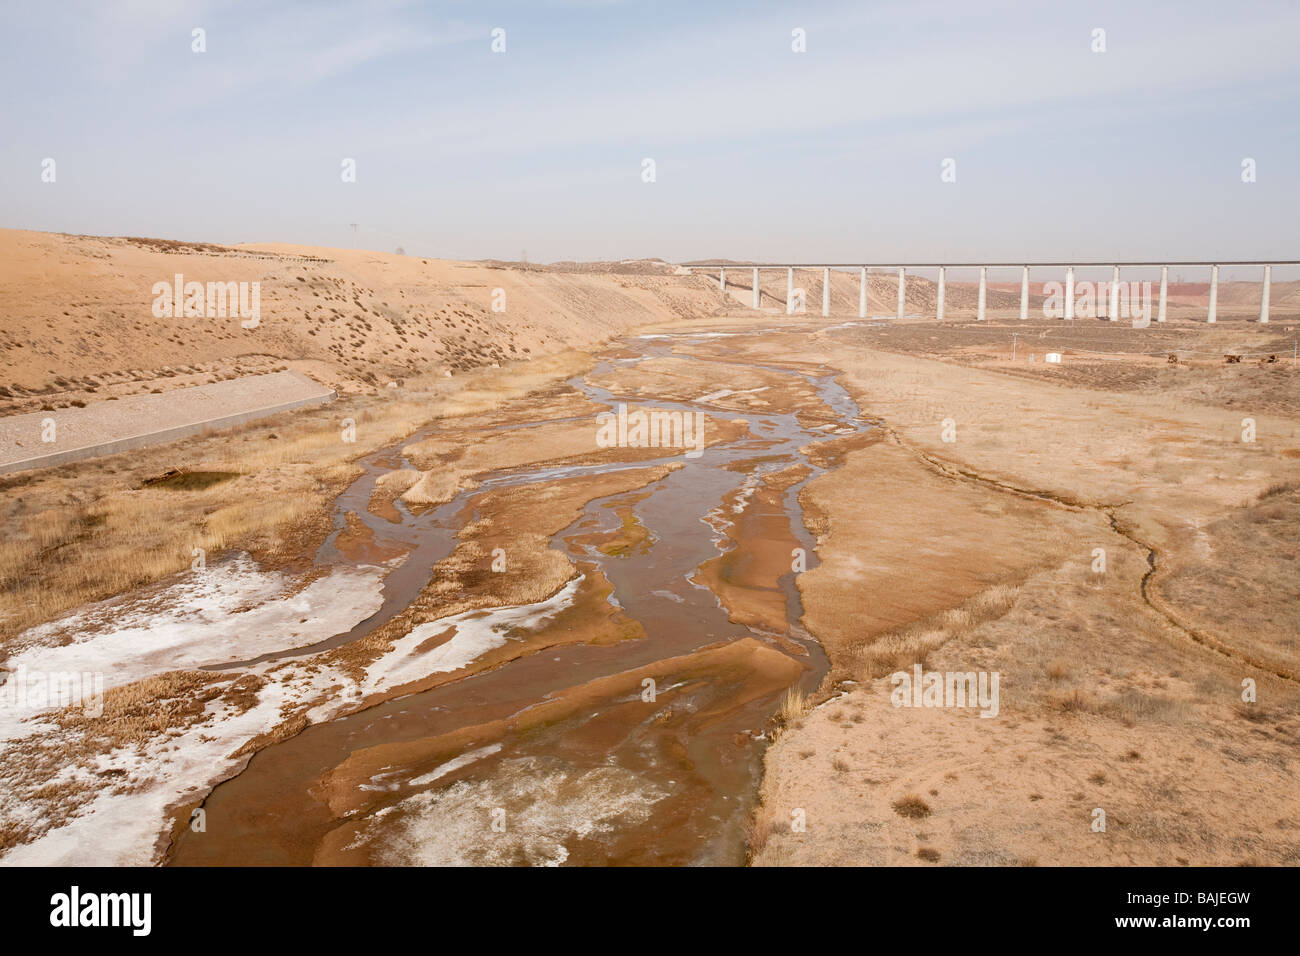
166;329;870;866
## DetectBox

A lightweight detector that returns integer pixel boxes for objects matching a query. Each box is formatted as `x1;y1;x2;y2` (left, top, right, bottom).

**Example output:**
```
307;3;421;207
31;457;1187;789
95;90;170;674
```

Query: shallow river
169;331;867;866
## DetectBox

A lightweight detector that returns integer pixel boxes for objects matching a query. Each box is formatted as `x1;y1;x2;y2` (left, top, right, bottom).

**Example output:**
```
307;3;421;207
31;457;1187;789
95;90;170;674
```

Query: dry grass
0;465;344;642
850;584;1021;681
1257;479;1300;502
1046;687;1104;714
891;794;932;819
0;669;256;852
1232;701;1274;724
729;323;1300;867
0;351;596;645
1156;485;1300;677
745;811;779;857
774;686;809;725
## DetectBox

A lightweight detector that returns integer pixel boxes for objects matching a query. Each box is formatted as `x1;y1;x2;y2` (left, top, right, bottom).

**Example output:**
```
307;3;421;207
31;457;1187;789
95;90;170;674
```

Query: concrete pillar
1109;265;1120;321
786;267;794;315
822;267;831;317
1065;266;1075;320
752;268;760;309
1260;265;1271;323
1158;265;1168;322
719;267;725;292
1208;264;1218;323
858;267;867;319
1020;266;1029;320
977;266;987;321
897;267;905;319
936;267;946;321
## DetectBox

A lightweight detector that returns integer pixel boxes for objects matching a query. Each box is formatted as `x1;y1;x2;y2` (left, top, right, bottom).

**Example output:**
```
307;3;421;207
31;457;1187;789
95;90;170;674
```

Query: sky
2;0;1298;274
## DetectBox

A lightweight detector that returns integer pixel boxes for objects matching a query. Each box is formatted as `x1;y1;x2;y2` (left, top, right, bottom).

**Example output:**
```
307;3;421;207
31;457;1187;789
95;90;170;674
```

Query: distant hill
0;231;733;414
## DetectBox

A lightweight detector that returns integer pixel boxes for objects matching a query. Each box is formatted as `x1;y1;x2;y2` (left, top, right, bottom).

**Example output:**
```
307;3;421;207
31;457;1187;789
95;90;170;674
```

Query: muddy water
169;331;868;866
210;438;467;669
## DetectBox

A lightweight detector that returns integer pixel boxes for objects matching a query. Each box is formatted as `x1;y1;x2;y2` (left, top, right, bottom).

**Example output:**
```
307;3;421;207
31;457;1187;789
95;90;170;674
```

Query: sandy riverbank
683;319;1300;866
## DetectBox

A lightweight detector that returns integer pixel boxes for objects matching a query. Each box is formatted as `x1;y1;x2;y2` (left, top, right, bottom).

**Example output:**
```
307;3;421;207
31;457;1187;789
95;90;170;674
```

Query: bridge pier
1260;265;1271;323
1208;264;1218;323
685;262;1290;327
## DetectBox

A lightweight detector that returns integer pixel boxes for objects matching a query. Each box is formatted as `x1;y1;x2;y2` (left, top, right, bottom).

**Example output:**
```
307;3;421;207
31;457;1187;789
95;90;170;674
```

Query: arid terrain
1;231;1297;866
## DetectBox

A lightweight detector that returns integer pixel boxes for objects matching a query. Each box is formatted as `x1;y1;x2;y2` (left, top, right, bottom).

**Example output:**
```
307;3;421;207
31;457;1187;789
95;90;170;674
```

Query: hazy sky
3;0;1298;269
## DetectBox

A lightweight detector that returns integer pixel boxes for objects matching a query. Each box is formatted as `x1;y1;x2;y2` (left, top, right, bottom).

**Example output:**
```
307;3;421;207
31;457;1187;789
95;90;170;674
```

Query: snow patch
362;756;665;866
363;576;583;695
7;554;385;692
408;743;503;787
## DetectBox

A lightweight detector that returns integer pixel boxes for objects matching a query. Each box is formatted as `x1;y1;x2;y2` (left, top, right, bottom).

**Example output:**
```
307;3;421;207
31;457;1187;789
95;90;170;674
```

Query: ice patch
730;472;763;515
363;576;583;694
362;756;665;866
0;661;360;866
695;386;769;404
0;551;385;865
408;743;503;787
5;554;385;695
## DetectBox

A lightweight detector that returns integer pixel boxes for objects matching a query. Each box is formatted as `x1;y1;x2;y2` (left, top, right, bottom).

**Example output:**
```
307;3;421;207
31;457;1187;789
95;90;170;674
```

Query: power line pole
1012;332;1018;361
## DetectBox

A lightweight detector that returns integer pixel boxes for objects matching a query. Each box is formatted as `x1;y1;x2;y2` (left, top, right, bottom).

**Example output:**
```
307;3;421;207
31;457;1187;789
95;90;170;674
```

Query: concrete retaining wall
0;370;336;474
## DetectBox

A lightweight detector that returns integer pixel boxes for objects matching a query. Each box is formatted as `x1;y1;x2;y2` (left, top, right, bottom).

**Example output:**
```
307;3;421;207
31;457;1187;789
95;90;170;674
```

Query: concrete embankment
0;370;335;473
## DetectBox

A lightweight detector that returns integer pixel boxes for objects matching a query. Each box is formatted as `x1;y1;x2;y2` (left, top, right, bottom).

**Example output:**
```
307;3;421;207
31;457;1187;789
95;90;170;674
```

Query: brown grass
0;669;257;853
775;686;809;725
1047;687;1103;714
745;812;779;857
891;794;932;819
0;352;595;645
850;584;1021;681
